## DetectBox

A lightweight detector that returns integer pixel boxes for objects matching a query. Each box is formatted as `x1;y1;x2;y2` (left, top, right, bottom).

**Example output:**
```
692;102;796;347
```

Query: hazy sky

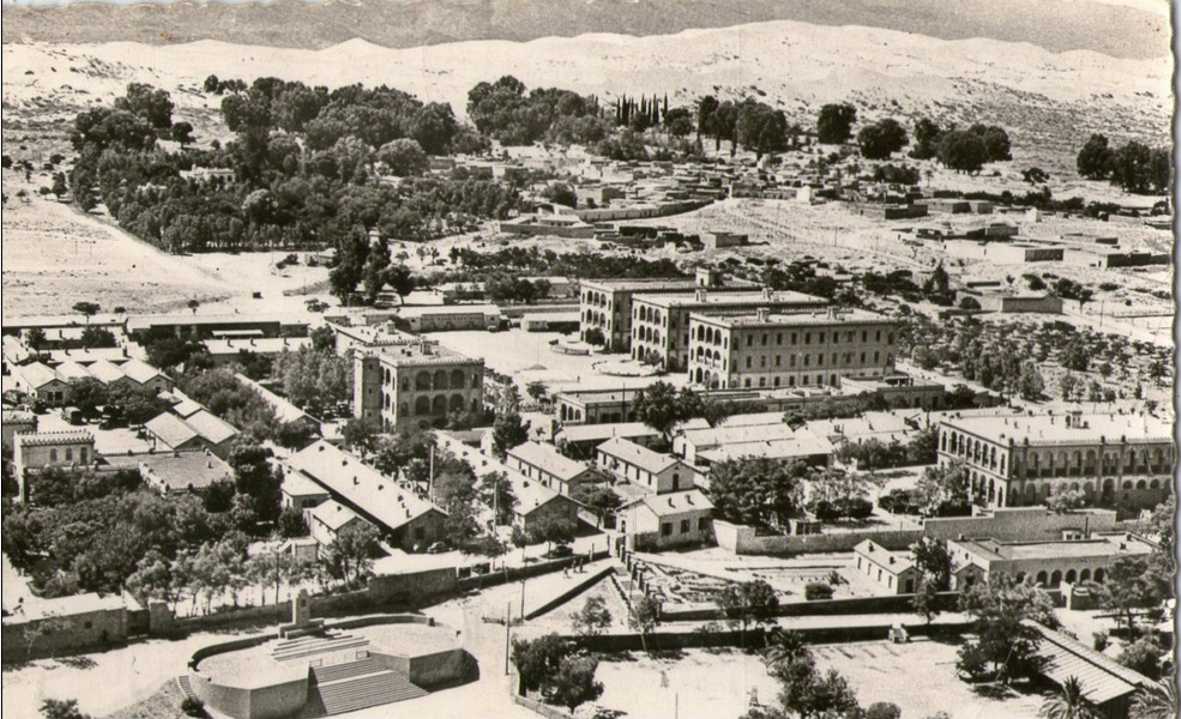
2;0;1171;11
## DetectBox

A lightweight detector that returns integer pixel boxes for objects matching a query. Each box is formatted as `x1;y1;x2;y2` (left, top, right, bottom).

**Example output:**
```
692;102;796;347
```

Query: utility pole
504;601;511;675
520;578;527;622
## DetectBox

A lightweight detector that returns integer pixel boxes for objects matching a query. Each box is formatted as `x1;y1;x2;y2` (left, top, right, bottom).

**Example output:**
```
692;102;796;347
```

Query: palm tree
1131;677;1179;719
1039;676;1099;719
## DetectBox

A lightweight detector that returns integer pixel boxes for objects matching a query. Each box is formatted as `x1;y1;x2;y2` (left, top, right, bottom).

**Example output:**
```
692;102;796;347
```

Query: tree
376;138;429;177
1098;556;1169;635
72;301;100;323
203;74;220;94
1117;634;1164;679
511;633;572;694
866;703;902;719
278;505;308;537
571;483;622;528
584;327;606;346
1131;678;1178;719
26;327;46;351
525;380;548;406
938;130;989;174
911;537;952;589
551;655;603;712
717;579;779;642
51;172;68;199
1039;676;1100;719
708;457;806;528
1045;490;1086;514
1019;360;1046;400
382;264;416;304
573;595;613;637
492;411;530;458
114;82;174;128
912;579;942;624
478;471;517;525
1076;134;1112;180
67;377;109;417
816;103;857;144
958;575;1056;684
1059;372;1079;401
629;594;660;653
40;699;92;719
769;651;861;719
327;521;380;585
171;121;194;145
857;118;908;160
633;381;690;444
1023;167;1050;185
341;417;380;457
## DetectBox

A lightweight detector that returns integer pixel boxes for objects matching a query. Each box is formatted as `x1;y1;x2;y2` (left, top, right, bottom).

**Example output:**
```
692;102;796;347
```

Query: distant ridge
0;0;1170;59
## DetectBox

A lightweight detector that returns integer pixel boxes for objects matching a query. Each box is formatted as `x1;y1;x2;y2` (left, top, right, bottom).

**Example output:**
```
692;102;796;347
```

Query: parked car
544;545;574;559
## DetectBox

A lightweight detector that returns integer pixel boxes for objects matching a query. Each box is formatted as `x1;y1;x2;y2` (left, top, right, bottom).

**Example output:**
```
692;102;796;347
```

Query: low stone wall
458;551;610;594
713;520;922;555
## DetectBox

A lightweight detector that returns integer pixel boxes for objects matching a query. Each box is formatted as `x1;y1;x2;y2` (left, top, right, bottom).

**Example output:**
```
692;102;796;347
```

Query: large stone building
947;532;1156;590
353;341;485;431
936;411;1173;512
14;430;96;503
631;288;828;371
686;307;899;389
579;269;745;352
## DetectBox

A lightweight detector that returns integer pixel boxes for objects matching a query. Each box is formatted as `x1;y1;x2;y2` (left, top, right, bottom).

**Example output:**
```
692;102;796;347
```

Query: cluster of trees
180;367;314;447
696;95;792;159
449;245;684;280
69;80;516;256
872;163;921;185
857;118;908;160
910;462;971;517
909;119;1012;173
954;576;1058;684
2;437;286;597
612;93;692;136
740;628;865;719
631;381;733;443
511;634;604;713
833;426;937;471
707;457;807;528
1076;134;1170;194
817;103;858;144
63;378;171;424
272;345;352;416
467;75;607;146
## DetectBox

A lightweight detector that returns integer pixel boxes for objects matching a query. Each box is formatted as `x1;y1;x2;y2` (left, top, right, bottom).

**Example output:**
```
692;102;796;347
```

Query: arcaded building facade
937;412;1173;512
354;342;485;431
686;307;898;390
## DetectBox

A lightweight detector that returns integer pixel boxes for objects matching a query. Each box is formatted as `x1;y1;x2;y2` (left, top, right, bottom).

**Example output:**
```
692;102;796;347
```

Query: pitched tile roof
507;441;591;482
597;436;682;474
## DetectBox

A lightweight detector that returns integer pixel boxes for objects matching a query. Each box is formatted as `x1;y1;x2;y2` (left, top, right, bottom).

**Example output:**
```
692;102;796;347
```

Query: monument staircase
307;657;427;715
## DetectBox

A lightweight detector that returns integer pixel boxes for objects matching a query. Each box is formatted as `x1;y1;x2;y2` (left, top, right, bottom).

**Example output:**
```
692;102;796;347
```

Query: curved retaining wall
188;614;468;719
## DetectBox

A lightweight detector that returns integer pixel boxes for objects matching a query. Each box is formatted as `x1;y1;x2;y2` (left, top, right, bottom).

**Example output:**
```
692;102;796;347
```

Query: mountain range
0;0;1171;59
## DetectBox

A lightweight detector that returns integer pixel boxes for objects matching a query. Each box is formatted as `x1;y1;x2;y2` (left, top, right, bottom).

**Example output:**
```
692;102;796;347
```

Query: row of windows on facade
970;472;1169;496
692;367;860;390
692;349;891;370
942;432;1172;476
382;368;480;391
44;447;90;463
661;517;710;536
382;391;479;416
602;456;683;491
583;291;613;309
692;327;896;348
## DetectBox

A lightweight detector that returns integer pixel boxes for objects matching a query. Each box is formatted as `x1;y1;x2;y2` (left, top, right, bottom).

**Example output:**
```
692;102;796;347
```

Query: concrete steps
313;669;427;715
310;656;383;684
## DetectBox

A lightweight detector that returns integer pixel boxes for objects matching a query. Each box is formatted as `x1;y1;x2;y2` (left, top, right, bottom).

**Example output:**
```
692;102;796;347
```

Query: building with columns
686;307;899;390
631;287;828;371
353;341;485;432
947;532;1156;590
936;411;1173;512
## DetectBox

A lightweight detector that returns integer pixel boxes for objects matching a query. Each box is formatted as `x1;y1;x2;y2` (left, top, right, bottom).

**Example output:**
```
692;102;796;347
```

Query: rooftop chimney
695;289;708;302
756;307;770;323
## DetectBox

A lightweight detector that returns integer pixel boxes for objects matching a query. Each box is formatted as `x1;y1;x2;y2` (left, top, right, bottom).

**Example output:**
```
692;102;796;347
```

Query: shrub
866;703;902;719
955;642;991;683
804;582;834;601
1092;630;1109;652
181;697;206;717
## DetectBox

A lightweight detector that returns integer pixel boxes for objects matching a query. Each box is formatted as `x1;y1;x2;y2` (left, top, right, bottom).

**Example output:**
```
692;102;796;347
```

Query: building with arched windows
578;270;749;352
352;342;485;432
631;288;828;371
686;307;898;390
947;532;1156;590
936;411;1173;513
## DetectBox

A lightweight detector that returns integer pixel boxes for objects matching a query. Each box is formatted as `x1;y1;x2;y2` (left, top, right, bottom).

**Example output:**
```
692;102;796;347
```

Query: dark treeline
446;245;686;279
69;79;516;255
1076;133;1170;194
696;95;796;159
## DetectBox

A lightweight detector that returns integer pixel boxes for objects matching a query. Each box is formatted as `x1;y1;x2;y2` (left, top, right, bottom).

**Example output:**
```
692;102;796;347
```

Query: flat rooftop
373;342;480;367
940;412;1171;446
693;308;892;328
957;533;1155;562
635;289;826;309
